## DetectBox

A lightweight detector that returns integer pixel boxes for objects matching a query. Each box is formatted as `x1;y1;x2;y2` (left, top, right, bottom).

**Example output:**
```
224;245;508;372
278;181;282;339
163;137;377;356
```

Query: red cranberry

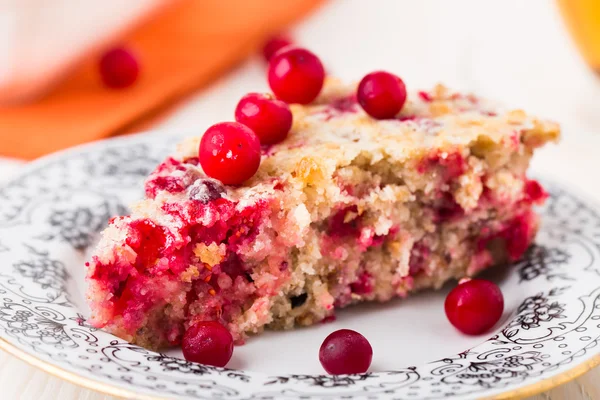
524;179;547;204
262;35;293;62
328;205;361;237
268;47;325;104
436;152;466;181
235;93;292;144
502;214;533;261
319;329;373;374
350;272;374;295
182;321;234;367
357;71;407;119
99;47;139;89
418;91;433;102
444;279;504;335
199;122;261;185
145;176;185;198
126;219;166;268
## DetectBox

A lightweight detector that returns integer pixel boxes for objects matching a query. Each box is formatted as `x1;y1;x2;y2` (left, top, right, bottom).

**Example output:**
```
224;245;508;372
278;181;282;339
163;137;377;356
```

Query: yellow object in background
558;0;600;72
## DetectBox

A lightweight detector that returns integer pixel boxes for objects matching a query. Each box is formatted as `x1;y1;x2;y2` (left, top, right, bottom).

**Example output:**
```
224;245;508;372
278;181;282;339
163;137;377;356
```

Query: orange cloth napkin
0;0;323;160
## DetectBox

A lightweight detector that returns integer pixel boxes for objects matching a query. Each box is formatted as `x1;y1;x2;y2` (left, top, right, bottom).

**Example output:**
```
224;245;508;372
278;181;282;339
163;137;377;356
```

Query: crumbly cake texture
87;79;560;349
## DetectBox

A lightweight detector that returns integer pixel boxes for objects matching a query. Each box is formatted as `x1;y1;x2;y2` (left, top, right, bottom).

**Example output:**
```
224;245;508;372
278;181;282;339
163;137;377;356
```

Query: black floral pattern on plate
436;350;544;389
517;244;572;282
0;303;76;348
147;354;250;382
13;245;69;292
265;373;375;388
503;288;568;340
39;201;127;251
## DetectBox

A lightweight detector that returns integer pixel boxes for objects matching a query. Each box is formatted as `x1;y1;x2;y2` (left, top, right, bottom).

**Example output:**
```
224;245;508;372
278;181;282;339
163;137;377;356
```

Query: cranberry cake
87;80;559;349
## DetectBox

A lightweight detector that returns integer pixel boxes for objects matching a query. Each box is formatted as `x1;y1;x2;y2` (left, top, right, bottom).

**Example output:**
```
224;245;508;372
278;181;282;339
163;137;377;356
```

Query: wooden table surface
2;0;600;398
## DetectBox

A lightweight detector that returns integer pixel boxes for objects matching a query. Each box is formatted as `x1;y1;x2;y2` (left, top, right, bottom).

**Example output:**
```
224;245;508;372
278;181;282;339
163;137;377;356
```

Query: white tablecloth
2;0;600;398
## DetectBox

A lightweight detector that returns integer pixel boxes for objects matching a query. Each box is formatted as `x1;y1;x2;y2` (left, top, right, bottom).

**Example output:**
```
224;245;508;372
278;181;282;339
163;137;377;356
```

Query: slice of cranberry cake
87;80;559;349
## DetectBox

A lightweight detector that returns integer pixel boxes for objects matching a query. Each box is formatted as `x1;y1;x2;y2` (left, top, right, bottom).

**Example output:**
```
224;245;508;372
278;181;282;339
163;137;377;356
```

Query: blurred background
1;0;599;160
1;0;599;399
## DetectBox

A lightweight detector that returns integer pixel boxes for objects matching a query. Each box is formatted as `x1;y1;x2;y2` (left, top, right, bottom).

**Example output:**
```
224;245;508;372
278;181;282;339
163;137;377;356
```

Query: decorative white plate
1;132;599;400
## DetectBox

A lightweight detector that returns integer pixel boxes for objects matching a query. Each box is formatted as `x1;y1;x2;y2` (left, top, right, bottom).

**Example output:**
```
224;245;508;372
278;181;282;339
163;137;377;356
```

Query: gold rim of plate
2;336;600;400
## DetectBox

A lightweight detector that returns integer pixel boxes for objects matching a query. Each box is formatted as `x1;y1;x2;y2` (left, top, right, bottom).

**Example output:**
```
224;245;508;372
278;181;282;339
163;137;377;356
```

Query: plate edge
2;334;600;400
485;352;600;400
0;337;169;400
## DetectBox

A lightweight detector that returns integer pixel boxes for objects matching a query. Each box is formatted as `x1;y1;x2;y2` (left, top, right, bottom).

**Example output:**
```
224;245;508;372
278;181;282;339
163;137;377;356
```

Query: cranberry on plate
444;279;504;335
319;329;373;374
182;321;234;367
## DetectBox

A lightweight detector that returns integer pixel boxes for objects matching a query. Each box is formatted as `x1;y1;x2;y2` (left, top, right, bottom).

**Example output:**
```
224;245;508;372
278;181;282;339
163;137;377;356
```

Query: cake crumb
193;242;226;267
